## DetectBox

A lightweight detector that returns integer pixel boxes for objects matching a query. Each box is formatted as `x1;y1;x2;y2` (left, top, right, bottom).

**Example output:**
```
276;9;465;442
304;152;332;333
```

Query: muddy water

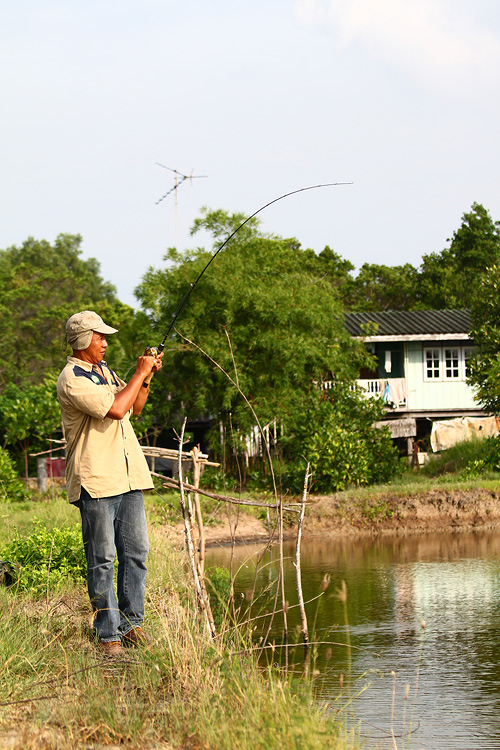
206;530;500;750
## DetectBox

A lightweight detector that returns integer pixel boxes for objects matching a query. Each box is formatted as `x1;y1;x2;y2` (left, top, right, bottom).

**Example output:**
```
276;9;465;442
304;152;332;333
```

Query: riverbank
201;484;500;546
0;495;361;750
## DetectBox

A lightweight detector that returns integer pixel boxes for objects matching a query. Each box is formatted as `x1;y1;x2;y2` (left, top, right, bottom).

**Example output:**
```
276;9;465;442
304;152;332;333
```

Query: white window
444;348;460;380
424;348;441;380
423;345;475;382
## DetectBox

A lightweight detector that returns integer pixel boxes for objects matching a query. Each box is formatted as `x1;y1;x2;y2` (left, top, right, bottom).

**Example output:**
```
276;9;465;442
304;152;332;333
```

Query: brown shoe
122;627;151;647
99;640;123;656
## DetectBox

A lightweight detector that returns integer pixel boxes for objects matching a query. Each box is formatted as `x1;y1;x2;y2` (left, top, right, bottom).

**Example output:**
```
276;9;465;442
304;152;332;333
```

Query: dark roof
344;309;471;337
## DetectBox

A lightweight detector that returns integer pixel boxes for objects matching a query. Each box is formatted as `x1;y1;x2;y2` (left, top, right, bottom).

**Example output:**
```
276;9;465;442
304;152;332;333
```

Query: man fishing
57;310;163;655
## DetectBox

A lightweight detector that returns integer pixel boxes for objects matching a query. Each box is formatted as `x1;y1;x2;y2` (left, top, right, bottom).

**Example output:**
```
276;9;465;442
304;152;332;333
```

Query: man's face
84;332;109;364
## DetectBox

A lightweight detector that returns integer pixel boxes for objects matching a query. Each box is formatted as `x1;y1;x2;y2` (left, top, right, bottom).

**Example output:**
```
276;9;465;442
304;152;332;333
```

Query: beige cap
66;310;118;350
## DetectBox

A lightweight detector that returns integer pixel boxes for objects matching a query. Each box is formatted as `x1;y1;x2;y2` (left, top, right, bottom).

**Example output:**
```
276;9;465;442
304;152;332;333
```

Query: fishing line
152;181;352;353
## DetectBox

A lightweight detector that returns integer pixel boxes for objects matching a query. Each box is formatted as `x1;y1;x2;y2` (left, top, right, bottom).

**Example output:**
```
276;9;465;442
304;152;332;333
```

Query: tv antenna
155;163;207;246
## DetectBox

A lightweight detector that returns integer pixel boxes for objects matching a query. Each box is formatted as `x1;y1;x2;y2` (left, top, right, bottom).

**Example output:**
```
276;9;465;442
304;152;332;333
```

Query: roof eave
356;333;473;342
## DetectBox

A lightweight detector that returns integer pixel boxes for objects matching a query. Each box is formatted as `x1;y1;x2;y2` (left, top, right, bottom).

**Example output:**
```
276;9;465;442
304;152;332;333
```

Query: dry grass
0;498;361;750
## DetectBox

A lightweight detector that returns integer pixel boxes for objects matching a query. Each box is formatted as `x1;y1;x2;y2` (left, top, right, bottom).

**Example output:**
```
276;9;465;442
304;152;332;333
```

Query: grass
1;439;498;748
0;492;362;750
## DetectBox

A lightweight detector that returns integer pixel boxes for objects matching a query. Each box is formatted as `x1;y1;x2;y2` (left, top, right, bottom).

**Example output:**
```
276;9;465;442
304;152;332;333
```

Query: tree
418;203;500;309
0;377;62;479
280;383;399;492
302;245;355;299
0;234;124;388
468;265;500;413
135;209;370;453
346;262;421;311
0;447;27;502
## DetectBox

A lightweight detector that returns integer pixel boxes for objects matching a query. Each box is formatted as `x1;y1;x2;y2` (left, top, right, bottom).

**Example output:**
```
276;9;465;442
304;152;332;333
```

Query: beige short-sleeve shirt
57;356;153;503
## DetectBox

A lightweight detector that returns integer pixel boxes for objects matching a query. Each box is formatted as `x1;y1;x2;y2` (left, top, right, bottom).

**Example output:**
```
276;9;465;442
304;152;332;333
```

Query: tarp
430;416;500;452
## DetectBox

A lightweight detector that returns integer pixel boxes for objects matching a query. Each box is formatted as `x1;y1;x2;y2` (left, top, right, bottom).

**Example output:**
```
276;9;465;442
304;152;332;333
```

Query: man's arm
106;353;163;420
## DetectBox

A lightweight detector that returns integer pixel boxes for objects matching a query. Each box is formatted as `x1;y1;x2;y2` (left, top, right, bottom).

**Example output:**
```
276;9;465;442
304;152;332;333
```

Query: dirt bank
200;487;500;546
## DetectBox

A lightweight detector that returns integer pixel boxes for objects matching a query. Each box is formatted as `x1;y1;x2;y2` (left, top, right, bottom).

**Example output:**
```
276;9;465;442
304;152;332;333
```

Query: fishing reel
144;346;160;358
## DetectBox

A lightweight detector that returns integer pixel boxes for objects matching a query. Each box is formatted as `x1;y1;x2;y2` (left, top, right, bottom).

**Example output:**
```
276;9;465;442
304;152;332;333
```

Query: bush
279;383;400;493
422;435;500;479
0;446;28;502
1;520;86;595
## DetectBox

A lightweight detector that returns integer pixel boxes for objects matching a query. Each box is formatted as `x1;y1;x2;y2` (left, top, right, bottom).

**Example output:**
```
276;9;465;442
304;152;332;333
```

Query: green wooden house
344;309;486;453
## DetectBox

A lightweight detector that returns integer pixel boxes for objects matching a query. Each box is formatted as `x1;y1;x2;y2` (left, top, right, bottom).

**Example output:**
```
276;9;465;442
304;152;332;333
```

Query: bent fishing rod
145;181;352;358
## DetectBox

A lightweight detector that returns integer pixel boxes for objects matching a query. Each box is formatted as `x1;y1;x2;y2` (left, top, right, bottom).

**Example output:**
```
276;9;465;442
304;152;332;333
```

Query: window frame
423;345;475;383
423;347;442;382
443;346;461;381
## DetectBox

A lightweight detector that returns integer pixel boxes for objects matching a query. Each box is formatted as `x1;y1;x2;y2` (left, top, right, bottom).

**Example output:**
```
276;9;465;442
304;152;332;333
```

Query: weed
0;520;85;595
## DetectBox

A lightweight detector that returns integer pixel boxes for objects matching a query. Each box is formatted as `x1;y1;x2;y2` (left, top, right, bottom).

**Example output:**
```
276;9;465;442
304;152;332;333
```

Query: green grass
0;491;361;750
1;440;497;748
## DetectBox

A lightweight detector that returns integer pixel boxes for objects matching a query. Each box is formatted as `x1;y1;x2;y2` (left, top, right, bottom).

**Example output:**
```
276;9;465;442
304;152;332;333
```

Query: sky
1;0;499;308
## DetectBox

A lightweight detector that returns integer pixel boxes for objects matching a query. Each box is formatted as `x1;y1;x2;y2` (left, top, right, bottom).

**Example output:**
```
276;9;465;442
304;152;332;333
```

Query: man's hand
138;351;163;384
106;352;164;420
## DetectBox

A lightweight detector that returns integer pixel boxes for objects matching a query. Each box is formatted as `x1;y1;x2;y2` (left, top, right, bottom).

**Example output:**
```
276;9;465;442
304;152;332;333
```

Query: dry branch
155;474;301;513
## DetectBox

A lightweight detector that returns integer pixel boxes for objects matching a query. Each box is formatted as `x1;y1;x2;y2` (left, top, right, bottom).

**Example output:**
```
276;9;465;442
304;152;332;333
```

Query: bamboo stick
295;463;311;671
176;419;217;639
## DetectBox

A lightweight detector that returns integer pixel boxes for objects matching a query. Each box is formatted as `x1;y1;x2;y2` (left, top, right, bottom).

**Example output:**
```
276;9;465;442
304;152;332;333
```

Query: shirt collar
67;356;107;371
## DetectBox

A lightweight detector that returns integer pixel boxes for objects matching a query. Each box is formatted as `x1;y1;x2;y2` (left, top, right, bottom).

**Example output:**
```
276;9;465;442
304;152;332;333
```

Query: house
344;309;489;455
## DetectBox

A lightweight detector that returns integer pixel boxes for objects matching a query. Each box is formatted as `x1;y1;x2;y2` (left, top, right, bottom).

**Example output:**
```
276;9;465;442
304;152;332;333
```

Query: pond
206;529;500;750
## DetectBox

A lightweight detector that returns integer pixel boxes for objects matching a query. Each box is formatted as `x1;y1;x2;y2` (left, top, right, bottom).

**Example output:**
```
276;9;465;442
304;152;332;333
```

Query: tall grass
0;493;361;750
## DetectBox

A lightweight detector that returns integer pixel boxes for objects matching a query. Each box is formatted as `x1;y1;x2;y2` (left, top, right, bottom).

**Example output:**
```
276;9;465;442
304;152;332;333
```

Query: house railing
356;378;407;408
321;378;407;407
356;379;383;396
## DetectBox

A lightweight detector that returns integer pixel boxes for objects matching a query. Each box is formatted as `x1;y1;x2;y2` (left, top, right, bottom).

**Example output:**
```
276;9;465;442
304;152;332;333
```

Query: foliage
302;245;355;299
420;435;500;479
279;382;400;493
418;203;500;309
0;520;85;594
331;202;500;313
346;262;421;311
0;447;28;503
0;234;123;388
467;264;500;413
135;208;369;449
0;376;61;478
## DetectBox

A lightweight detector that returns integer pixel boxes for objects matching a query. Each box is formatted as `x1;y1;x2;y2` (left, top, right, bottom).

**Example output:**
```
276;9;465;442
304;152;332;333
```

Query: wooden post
37;457;48;493
191;445;206;578
177;421;217;639
295;463;310;650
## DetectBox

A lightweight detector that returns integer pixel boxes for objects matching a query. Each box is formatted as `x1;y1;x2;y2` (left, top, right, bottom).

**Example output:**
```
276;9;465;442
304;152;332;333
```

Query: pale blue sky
2;0;499;307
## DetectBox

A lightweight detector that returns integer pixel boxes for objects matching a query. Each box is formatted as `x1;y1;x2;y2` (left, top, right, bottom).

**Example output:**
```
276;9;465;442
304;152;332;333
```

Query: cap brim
93;323;119;335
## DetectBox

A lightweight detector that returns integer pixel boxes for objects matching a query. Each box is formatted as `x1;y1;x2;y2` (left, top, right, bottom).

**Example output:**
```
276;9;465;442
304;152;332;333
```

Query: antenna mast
155;163;207;246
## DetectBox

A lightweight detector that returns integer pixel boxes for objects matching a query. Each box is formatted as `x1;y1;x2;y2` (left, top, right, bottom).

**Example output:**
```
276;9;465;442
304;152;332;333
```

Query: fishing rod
145;181;352;358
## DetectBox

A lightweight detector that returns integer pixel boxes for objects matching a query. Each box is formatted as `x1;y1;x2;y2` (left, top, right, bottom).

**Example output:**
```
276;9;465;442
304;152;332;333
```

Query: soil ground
188;487;500;547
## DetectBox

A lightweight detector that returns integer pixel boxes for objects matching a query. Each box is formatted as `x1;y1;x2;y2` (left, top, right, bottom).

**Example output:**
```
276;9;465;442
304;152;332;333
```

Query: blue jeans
78;488;149;643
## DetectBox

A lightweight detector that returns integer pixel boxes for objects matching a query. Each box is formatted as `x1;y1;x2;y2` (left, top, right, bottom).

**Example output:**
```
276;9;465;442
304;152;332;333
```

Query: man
57;310;163;655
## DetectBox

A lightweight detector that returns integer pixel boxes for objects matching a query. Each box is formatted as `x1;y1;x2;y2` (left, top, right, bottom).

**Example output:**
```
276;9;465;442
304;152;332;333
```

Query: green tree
280;383;399;492
135;209;369;453
347;262;421;311
0;234;137;388
0;377;61;479
468;265;500;413
418;203;500;309
0;447;28;502
303;245;355;298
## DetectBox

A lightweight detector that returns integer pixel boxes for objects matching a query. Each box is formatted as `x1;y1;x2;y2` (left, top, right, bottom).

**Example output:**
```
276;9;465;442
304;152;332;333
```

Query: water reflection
206;530;500;750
